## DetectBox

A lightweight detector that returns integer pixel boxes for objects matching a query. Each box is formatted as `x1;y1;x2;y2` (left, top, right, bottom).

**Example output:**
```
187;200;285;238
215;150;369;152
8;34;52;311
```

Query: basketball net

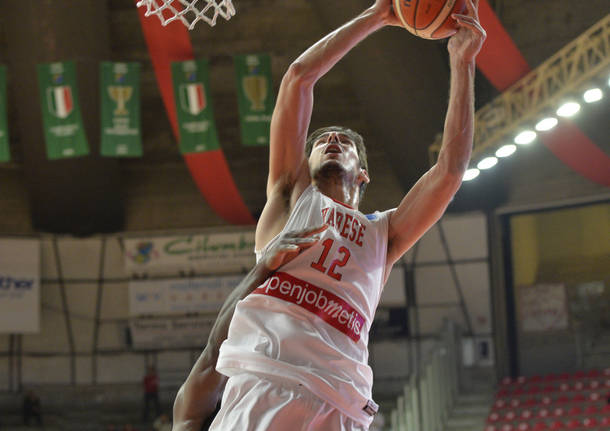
136;0;235;29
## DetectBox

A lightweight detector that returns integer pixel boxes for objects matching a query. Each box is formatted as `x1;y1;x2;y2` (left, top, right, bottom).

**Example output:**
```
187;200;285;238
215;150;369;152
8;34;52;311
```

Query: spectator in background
123;424;137;431
23;390;42;427
142;366;161;421
153;413;172;431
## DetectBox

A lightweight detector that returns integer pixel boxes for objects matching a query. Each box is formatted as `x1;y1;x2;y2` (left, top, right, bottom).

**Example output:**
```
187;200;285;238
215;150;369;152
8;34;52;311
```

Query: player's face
308;131;361;175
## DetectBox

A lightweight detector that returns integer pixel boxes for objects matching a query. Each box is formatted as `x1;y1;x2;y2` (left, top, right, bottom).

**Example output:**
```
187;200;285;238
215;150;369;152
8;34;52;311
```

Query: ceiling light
463;168;480;181
514;130;536;145
535;117;558;131
477;157;498;170
556;102;580;117
583;88;602;103
496;144;516;158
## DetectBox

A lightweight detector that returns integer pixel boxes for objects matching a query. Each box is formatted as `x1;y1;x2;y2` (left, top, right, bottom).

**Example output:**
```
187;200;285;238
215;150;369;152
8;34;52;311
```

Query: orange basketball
393;0;466;40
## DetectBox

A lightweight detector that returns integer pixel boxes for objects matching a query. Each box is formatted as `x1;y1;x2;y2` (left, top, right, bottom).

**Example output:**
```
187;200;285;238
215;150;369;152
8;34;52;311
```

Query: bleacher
485;369;610;431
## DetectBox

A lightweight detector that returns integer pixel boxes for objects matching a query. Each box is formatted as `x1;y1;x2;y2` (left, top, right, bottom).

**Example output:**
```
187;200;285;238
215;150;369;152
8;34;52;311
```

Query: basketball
393;0;467;40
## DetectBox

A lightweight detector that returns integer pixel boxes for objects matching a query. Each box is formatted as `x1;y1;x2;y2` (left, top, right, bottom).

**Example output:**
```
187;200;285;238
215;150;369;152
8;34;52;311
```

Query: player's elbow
431;163;463;196
283;61;316;88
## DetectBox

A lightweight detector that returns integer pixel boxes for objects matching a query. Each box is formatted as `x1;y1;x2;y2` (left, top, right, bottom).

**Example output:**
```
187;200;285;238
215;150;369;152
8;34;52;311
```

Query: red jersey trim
253;272;365;342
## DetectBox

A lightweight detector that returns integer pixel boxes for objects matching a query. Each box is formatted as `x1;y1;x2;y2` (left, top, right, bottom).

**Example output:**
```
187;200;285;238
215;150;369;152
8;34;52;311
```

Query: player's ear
358;168;370;185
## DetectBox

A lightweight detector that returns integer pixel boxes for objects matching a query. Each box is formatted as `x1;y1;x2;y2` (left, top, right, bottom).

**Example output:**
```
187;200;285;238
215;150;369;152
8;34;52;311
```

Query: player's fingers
465;0;477;17
290;224;329;238
453;14;485;35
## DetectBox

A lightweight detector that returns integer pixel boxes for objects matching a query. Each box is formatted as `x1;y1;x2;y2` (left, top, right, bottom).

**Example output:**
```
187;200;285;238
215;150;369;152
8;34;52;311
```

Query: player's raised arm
257;0;400;250
386;0;486;266
171;225;327;431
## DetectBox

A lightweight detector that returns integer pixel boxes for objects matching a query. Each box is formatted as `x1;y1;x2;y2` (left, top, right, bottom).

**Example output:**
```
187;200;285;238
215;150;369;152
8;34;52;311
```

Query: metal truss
429;14;610;166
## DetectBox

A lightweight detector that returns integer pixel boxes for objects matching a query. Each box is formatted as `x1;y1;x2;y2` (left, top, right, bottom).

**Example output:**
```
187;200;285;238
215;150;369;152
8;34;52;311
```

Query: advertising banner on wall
128;316;217;350
129;274;243;316
518;284;568;332
0;239;40;333
123;230;255;276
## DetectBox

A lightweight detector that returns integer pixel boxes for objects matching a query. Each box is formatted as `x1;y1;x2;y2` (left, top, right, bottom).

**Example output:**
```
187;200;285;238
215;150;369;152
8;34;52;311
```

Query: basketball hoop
136;0;236;29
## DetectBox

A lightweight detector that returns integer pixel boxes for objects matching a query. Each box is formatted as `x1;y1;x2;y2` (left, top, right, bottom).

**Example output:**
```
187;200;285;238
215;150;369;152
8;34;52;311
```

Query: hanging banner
0;238;40;333
129;316;217;350
124;230;255;276
0;66;9;162
37;61;89;159
100;62;142;157
171;59;220;154
234;54;273;146
129;274;243;316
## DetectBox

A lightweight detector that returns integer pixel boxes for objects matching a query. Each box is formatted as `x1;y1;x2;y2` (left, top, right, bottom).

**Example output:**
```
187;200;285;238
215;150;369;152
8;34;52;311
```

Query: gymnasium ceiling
0;0;608;234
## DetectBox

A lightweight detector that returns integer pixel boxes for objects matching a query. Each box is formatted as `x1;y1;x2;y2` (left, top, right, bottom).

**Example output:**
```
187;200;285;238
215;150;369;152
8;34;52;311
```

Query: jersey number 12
310;238;351;281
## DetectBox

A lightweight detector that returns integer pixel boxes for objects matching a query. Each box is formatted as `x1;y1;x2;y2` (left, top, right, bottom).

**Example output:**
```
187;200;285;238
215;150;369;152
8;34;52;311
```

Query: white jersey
217;185;392;426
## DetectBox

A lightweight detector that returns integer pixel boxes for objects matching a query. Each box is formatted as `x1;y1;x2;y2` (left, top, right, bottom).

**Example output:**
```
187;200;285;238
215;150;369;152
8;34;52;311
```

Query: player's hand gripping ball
393;0;466;39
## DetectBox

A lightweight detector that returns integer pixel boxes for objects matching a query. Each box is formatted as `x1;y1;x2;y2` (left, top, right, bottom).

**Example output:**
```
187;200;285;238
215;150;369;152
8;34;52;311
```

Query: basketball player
171;225;328;431
212;0;486;429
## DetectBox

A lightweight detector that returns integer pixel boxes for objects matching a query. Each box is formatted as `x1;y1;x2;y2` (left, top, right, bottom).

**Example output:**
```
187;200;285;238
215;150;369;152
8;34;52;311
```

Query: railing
389;319;463;431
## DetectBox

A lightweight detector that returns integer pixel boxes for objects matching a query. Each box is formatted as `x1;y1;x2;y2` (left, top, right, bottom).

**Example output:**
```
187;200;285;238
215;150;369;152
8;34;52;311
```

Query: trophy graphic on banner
108;86;133;116
242;56;267;112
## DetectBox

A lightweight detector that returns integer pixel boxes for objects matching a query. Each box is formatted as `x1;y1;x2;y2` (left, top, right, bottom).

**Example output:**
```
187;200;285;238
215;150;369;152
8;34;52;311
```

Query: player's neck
313;178;360;209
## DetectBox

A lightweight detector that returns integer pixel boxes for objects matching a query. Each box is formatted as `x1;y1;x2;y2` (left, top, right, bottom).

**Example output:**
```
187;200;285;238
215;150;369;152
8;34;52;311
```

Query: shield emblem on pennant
47;86;73;119
179;83;206;115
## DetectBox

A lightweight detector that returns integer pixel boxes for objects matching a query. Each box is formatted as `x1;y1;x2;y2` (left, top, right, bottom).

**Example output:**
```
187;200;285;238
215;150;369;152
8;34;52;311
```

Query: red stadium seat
582;418;598;429
567;406;581;416
494;399;507;409
556;395;570;404
514;387;526;396
600;417;610;427
532;422;549;431
543;386;556;394
527;385;541;394
601;404;610;414
558;373;570;381
530;375;543;383
571;393;585;403
583;404;598;415
537;408;550;418
549;420;565;430
485;426;498;431
524;398;538;407
498;388;511;397
565;419;580;429
501;425;514;431
517;423;530;431
488;412;501;423
520;409;533;419
544;374;557;382
504;411;517;421
586;369;600;378
573;371;585;379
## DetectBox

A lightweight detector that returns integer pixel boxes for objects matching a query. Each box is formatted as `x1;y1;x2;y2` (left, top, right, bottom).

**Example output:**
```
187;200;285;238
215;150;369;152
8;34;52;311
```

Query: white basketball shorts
208;372;368;431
